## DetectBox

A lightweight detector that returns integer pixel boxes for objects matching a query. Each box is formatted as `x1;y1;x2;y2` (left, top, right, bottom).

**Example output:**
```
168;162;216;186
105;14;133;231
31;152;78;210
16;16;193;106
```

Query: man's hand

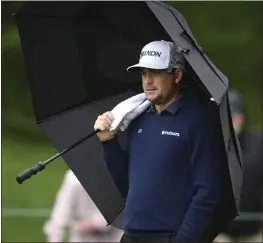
74;220;106;236
74;220;95;234
94;111;119;141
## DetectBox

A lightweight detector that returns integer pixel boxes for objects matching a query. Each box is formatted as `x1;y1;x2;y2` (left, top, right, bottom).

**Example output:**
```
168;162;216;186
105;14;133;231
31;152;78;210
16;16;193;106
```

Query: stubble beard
151;84;179;105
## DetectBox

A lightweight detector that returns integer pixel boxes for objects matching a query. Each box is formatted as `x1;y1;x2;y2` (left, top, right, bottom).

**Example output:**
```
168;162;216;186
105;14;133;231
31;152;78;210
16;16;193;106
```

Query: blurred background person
43;169;123;242
214;89;263;242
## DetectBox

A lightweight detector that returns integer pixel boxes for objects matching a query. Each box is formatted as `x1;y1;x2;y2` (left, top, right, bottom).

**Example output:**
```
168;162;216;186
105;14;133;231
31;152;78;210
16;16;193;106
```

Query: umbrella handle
16;162;45;184
16;129;100;184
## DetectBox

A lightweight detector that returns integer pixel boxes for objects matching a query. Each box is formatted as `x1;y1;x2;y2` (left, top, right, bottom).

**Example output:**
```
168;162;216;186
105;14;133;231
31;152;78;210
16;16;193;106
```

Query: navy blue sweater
102;95;226;243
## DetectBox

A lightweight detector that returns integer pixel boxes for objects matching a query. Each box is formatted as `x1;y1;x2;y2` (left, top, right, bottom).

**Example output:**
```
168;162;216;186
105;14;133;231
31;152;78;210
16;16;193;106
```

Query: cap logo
140;50;162;58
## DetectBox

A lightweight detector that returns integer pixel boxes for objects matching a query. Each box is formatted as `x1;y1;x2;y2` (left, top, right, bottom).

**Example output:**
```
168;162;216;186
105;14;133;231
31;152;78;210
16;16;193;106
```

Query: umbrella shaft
43;130;100;165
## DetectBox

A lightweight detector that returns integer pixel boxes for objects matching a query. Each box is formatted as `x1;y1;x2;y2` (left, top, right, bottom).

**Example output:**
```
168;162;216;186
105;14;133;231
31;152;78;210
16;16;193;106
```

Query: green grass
3;217;47;242
2;135;69;242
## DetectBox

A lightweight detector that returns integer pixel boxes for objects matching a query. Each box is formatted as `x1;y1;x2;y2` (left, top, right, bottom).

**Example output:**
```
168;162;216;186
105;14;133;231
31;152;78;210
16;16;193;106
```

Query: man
94;40;228;243
214;89;263;242
43;169;123;242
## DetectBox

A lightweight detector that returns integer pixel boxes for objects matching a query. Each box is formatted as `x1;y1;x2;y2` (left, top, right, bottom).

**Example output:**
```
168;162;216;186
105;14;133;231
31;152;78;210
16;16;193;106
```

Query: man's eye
141;70;164;76
152;70;161;74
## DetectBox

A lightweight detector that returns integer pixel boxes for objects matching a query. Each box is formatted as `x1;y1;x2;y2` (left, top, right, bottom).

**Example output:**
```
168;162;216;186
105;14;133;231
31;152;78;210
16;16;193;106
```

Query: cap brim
127;63;168;72
126;63;141;72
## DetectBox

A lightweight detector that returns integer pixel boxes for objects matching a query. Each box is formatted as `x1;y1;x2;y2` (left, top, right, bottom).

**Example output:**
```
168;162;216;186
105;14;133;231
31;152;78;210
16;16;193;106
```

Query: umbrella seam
34;88;140;124
151;1;228;88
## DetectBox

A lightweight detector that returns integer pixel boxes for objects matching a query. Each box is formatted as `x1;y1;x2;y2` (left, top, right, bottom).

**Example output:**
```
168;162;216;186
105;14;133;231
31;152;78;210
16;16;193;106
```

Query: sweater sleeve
101;136;129;198
175;105;226;243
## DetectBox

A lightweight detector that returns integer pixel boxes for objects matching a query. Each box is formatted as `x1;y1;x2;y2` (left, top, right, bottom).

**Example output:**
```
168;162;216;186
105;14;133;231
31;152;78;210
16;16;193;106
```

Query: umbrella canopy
14;1;242;236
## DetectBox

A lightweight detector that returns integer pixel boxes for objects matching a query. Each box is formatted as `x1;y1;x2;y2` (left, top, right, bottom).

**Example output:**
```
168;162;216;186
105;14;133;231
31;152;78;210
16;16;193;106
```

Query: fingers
95;122;108;131
104;111;114;122
103;114;113;127
94;111;114;131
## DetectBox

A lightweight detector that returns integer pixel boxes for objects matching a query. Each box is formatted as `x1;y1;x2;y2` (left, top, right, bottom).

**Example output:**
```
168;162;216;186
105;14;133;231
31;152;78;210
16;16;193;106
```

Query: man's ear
175;69;183;84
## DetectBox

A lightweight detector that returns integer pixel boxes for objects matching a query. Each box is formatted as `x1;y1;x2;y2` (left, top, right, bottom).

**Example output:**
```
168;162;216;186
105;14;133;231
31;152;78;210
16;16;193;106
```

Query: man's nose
143;73;153;83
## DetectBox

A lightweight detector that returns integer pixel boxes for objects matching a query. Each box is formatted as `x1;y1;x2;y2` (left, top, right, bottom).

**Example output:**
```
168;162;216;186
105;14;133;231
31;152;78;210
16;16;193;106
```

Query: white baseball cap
127;40;185;72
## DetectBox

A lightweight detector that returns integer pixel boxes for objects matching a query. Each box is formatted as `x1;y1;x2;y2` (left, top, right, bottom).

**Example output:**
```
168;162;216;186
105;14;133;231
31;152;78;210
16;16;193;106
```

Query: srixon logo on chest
140;51;162;58
161;130;180;137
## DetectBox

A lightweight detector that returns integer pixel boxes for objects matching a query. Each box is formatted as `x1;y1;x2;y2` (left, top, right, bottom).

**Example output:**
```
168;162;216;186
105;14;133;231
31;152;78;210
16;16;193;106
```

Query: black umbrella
14;1;242;236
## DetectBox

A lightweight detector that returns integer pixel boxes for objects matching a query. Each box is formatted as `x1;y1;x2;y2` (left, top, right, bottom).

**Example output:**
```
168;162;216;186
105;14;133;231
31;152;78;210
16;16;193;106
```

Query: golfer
94;40;227;243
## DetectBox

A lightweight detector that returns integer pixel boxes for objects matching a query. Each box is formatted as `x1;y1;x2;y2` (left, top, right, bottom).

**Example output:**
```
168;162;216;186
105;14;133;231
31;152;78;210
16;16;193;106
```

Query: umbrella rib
151;1;227;87
180;31;227;88
226;96;243;167
106;203;126;227
14;12;76;20
35;87;140;124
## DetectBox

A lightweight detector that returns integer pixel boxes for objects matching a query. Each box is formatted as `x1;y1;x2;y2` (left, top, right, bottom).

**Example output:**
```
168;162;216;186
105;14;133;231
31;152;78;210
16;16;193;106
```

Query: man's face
141;68;183;104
